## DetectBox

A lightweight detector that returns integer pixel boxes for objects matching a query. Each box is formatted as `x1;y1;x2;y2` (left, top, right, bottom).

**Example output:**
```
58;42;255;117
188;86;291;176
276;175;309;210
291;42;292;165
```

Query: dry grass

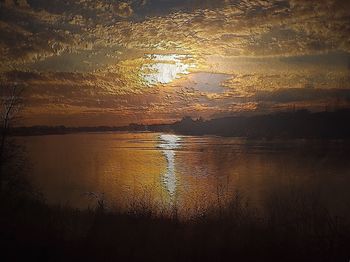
1;185;350;262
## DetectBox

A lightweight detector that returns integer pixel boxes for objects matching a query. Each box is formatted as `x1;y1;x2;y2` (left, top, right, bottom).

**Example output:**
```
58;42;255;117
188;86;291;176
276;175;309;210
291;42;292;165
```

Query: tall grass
1;185;349;262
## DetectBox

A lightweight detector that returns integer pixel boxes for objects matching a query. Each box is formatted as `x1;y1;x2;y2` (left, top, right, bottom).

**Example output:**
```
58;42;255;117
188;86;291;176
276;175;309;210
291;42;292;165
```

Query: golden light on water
23;133;238;216
159;134;181;197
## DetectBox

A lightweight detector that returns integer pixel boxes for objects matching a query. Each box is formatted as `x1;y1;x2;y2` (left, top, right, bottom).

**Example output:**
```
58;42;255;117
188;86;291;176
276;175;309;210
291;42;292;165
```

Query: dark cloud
255;88;350;104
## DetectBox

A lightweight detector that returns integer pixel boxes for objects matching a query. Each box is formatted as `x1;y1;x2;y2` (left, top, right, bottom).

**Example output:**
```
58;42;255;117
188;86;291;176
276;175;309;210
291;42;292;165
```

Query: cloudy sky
1;0;350;126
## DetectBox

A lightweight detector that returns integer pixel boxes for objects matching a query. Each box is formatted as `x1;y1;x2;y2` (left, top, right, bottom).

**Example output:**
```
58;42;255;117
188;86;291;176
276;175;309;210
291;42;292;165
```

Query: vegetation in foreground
1;183;350;262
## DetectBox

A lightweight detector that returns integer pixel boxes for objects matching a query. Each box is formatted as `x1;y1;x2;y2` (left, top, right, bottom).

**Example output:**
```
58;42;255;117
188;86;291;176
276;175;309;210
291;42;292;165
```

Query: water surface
20;132;350;216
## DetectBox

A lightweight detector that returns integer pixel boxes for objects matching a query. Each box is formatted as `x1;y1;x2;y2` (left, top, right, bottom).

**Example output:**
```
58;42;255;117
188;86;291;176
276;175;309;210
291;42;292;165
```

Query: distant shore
7;109;350;139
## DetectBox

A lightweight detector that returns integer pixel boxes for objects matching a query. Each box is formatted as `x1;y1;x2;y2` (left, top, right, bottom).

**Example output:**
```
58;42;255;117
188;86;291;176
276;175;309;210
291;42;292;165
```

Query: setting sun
142;54;195;85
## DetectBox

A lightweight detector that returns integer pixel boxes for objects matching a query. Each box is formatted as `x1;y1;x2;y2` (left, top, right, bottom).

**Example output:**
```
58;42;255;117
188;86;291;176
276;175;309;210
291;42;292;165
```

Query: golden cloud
113;2;133;18
1;0;349;125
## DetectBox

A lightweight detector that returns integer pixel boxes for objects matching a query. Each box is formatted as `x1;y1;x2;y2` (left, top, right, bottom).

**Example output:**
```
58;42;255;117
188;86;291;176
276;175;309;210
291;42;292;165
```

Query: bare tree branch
0;84;24;173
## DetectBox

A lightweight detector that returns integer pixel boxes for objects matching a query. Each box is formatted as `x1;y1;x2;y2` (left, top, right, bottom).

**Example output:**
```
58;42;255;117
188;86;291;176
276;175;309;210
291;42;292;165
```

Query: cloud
114;2;133;18
1;0;350;125
17;0;29;8
1;0;349;70
2;0;14;8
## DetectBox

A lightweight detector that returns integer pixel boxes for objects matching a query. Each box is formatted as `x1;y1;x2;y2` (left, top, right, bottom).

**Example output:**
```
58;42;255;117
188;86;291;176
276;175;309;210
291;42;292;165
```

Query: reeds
1;185;349;261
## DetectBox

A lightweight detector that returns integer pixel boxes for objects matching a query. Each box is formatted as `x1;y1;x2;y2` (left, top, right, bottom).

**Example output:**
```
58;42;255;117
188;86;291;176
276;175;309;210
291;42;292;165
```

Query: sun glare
142;54;195;85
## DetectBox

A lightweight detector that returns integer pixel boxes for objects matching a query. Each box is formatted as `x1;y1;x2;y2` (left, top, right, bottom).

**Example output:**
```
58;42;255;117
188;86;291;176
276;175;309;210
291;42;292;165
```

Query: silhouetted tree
0;84;24;188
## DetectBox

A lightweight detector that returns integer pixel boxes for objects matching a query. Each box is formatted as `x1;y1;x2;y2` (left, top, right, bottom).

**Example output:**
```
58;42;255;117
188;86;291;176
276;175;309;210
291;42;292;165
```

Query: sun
141;54;195;86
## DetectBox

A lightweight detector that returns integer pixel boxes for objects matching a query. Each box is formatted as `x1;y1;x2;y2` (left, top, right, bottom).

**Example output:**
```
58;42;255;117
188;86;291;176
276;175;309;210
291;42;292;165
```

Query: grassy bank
1;186;349;262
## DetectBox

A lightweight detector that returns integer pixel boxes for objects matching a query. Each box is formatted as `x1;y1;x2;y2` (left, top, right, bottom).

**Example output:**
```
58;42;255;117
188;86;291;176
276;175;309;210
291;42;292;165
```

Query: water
19;132;350;216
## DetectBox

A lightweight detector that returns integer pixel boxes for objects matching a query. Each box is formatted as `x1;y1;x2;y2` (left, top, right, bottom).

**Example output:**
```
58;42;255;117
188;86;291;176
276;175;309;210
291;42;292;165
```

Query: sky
0;0;350;126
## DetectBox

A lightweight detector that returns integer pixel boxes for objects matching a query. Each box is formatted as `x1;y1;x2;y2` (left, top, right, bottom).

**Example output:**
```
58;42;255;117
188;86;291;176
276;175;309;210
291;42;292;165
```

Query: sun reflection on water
158;134;181;197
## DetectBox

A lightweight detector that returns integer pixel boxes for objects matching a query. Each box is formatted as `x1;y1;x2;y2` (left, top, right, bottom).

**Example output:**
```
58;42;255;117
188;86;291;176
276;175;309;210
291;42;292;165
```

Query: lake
19;132;350;217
